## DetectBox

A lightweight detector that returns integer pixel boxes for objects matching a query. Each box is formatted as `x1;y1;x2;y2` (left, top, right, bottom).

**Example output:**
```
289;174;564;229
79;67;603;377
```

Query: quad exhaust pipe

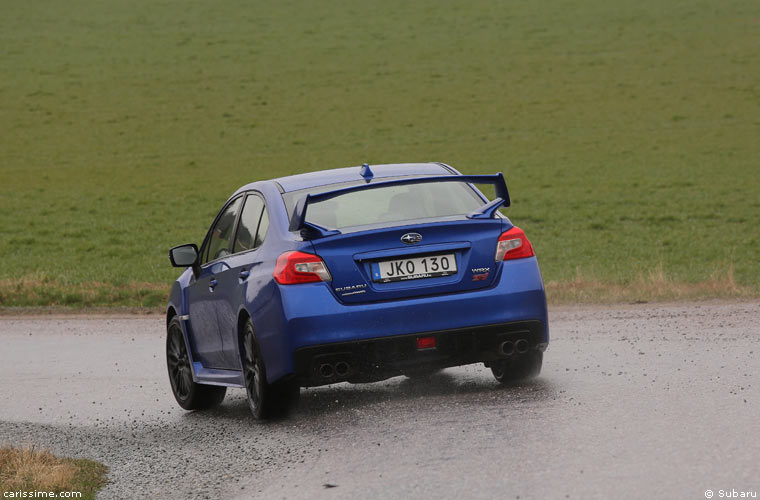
334;361;350;377
498;340;515;356
319;361;351;379
515;339;530;354
499;338;530;356
319;363;335;378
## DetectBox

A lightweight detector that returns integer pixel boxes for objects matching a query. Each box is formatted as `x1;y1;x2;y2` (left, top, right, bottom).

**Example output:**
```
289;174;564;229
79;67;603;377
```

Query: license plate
371;254;457;283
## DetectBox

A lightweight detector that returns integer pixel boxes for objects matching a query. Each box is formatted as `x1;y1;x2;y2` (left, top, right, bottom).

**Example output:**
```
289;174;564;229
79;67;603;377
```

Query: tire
490;351;543;384
242;319;299;419
166;317;226;410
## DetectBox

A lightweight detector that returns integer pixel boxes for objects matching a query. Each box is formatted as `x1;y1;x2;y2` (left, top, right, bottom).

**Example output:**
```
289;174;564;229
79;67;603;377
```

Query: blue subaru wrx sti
166;162;548;419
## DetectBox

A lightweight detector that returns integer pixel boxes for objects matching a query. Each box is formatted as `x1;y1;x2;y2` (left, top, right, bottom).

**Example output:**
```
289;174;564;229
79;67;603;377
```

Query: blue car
166;162;548;418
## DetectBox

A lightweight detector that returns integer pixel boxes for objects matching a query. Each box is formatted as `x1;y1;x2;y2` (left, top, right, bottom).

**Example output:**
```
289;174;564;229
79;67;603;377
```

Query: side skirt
192;363;245;387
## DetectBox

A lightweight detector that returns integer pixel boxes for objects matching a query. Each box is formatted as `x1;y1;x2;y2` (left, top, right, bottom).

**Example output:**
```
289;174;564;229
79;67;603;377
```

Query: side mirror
169;243;199;267
169;244;201;278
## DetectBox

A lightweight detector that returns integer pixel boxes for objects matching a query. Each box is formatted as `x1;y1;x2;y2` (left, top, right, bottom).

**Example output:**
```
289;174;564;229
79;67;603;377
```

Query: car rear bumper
293;320;546;387
263;257;548;383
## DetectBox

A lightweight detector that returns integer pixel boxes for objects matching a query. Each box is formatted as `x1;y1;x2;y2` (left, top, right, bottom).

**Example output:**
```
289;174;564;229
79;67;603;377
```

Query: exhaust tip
334;361;350;377
499;340;515;356
319;363;335;378
515;339;530;354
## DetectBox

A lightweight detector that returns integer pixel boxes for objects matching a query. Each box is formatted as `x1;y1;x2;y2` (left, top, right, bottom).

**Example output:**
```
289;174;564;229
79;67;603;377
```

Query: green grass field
1;0;758;307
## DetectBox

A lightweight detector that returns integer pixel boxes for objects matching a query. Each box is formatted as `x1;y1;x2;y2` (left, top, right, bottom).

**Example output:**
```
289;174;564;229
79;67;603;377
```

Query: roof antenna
360;163;374;182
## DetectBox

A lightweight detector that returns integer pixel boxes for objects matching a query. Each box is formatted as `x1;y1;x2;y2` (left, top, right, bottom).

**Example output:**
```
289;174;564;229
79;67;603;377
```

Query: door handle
208;279;218;291
239;270;250;280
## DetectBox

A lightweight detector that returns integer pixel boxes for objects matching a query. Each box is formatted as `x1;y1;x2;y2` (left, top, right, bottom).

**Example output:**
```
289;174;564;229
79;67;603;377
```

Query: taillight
273;251;332;284
495;226;535;261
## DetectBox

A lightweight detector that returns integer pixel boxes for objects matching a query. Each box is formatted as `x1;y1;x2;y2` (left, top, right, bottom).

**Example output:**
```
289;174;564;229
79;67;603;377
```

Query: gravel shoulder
1;301;758;499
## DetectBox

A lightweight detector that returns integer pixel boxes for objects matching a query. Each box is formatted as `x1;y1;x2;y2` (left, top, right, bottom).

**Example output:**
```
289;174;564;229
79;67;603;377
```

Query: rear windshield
282;178;486;230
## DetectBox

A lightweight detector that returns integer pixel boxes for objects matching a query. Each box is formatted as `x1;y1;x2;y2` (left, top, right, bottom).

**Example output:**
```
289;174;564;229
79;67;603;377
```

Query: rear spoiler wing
289;173;511;236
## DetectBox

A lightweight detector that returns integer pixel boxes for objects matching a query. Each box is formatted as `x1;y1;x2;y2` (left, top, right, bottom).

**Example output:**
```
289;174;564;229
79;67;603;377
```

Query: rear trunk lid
309;218;505;304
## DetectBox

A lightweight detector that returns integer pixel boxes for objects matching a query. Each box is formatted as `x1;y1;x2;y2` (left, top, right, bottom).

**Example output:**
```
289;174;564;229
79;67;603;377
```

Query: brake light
495;226;535;261
273;251;332;284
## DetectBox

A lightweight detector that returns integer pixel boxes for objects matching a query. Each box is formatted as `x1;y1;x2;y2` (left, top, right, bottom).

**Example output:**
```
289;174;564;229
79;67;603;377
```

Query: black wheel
242;319;299;419
166;317;226;410
491;351;543;384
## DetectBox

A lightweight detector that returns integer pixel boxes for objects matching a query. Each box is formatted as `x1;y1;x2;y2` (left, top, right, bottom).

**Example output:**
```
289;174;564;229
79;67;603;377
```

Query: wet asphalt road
0;301;758;500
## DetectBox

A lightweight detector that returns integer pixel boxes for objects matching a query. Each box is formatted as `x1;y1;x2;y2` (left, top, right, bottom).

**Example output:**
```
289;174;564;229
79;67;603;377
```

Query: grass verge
0;447;107;499
0;274;167;309
546;263;755;304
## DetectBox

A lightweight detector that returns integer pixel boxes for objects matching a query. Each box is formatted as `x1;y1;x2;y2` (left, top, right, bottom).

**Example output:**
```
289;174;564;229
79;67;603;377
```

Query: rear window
282;179;486;230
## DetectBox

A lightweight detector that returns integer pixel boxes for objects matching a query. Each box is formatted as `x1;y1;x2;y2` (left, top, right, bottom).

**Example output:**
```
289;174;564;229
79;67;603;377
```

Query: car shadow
298;372;556;415
184;369;557;424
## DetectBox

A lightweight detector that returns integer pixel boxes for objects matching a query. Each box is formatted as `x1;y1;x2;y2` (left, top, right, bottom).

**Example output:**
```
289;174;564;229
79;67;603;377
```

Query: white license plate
371;254;457;283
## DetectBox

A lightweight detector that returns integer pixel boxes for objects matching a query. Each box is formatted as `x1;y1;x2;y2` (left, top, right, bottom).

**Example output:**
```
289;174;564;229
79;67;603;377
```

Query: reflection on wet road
1;301;758;499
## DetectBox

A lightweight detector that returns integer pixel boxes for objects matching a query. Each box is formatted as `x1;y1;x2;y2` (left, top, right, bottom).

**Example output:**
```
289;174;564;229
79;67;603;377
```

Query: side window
204;197;242;264
254;205;269;248
233;194;268;254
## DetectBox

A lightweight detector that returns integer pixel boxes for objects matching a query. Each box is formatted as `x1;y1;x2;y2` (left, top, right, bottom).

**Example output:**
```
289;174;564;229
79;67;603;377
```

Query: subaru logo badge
401;232;422;244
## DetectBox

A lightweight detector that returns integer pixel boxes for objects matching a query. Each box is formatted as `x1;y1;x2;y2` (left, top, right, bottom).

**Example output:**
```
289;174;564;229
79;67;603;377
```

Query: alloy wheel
167;324;193;401
243;325;264;414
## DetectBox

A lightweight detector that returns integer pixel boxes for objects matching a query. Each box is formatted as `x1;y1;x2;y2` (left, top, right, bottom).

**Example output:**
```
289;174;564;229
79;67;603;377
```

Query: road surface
0;301;758;499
